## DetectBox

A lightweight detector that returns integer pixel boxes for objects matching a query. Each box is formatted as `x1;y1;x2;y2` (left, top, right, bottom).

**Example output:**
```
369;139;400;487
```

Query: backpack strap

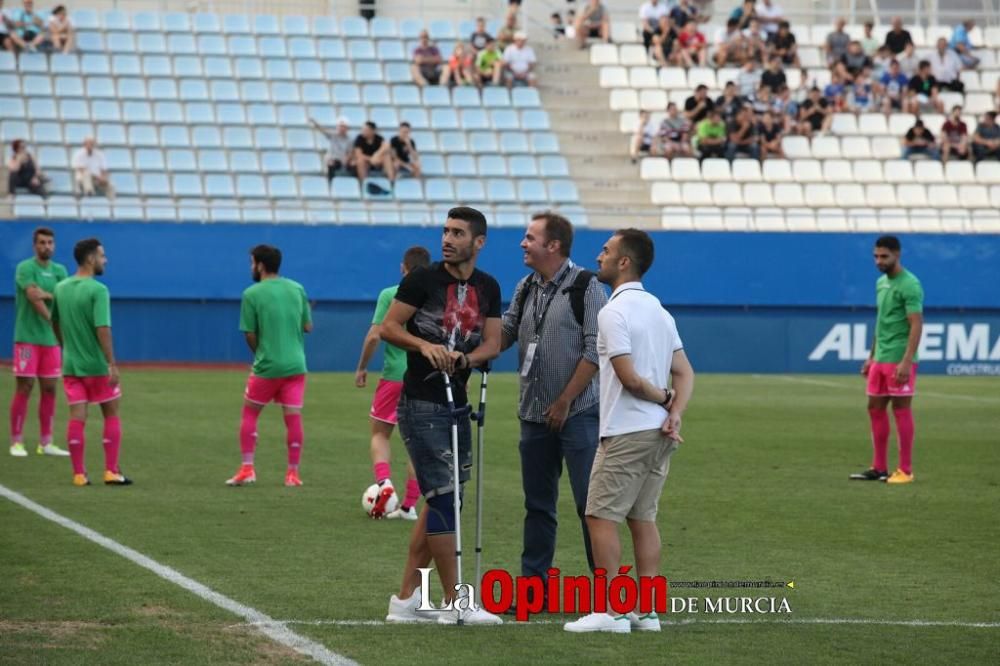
561;270;595;327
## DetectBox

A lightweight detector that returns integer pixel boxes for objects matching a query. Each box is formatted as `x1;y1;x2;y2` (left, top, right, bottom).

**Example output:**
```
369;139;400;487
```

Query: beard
252;268;262;282
94;265;104;276
442;246;473;265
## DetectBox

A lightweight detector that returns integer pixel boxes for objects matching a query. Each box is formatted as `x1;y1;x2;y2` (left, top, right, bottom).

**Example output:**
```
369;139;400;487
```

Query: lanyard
609;287;645;302
528;266;572;336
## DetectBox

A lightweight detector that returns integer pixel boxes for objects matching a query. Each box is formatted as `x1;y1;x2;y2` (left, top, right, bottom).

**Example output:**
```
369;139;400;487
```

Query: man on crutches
380;207;503;626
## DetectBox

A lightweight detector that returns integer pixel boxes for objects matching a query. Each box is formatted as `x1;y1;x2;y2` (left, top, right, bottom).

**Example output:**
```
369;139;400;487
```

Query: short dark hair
250;244;282;273
615;229;655;277
73;238;102;266
447;206;488;238
918;59;930;69
532;211;574;257
53;4;66;14
399;121;411;129
402;245;431;271
365;121;377;130
875;235;901;252
695;84;708;92
33;226;54;242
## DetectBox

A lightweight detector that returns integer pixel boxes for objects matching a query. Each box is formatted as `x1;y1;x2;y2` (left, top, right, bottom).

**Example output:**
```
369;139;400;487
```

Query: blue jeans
519;403;599;579
398;395;471;498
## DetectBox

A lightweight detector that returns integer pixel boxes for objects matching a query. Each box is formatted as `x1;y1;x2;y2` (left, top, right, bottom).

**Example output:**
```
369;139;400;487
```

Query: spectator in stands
503;31;537;88
742;18;768;63
686;84;716;125
859;21;879;56
751;84;778;118
902;119;940;160
726;106;759;160
897;42;919;77
972;112;1000;162
496;9;518;50
775;85;798;132
695;110;728;161
929;37;964;92
390;122;421;179
670;0;700;29
47;4;73;53
798;86;832;137
551;12;566;39
729;0;756;31
441;42;476;87
574;0;610;49
410;30;443;87
950;20;979;69
565;9;577;40
871;45;892;79
11;0;45;51
639;0;670;51
882;16;913;55
757;109;784;159
0;2;14;51
905;60;944;114
675;20;708;67
714;19;747;67
940;105;970;162
650;14;678;67
353;121;396;184
760;56;787;93
475;37;503;87
716;81;744;122
7;140;47;197
823;71;847;111
469;17;493;51
848;69;875;112
767;21;798;67
310;116;353;182
72;137;113;199
878;58;909;113
838;41;872;83
657;102;693;158
630;110;658;162
737;59;761;98
756;0;784;36
825;18;850;67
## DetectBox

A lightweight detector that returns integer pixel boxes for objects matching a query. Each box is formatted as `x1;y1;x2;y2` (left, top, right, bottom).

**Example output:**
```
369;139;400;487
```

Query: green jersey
476;48;501;74
874;269;924;363
52;276;112;377
14;258;68;346
373;285;406;382
239;277;311;378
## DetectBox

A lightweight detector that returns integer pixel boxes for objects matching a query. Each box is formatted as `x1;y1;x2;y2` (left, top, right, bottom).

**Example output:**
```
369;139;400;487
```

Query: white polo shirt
72;148;107;176
639;1;669;28
502;43;536;76
597;281;683;438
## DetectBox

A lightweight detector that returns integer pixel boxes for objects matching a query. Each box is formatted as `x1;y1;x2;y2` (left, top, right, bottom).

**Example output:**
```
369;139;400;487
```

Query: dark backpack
514;269;595;329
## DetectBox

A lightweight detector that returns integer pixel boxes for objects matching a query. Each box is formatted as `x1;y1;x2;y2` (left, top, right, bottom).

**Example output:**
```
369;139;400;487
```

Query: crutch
470;362;491;604
441;370;470;624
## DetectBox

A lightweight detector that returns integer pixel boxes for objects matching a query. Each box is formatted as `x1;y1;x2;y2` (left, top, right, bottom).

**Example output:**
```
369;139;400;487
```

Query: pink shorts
12;343;62;378
245;373;306;408
64;375;122;405
866;362;918;397
370;379;403;425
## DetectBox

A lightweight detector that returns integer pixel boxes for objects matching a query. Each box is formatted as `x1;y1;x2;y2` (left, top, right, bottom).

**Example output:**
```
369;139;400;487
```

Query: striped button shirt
501;259;608;423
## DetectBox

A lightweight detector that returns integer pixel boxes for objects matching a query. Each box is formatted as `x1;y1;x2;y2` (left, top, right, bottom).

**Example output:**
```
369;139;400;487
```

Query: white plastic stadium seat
599;66;628;88
762;159;793;182
927;184;959;208
804;184;836;207
786;208;818;231
914;161;945;184
959;185;991;209
712;182;744;207
682;182;714;207
878;209;911;232
883;160;915;183
841;136;872;159
670;158;701;182
658;68;687;89
722;207;753;231
611;22;639;44
835;184;866;208
773;183;805;207
590;43;618;65
732;159;762;182
651;182;682;205
822;159;854;183
865;183;897;208
971;211;1000;233
896;184;929;209
692;207;725;230
701;159;732;182
687;67;716;89
640;158;670;180
661;206;693;229
639;89;667;110
630;66;658;89
781;136;810;160
977;162;1000;184
609;89;639;111
754;208;785;231
619;111;640;134
858;115;888;135
816;208;850;231
618;44;648;66
871;137;901;160
830;114;858;135
743;183;775;207
888;113;915;136
945;161;976;184
908;209;942;232
792;159;823;183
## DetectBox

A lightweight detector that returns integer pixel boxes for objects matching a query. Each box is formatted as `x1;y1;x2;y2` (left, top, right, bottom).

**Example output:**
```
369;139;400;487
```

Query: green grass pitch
1;370;998;664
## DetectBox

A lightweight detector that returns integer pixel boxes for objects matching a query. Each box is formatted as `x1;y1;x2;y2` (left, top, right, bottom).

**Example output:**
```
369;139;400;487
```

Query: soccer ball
362;483;398;518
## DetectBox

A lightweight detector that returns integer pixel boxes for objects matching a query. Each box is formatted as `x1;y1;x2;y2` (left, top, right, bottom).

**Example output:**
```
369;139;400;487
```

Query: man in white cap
309;115;354;182
502;30;537;88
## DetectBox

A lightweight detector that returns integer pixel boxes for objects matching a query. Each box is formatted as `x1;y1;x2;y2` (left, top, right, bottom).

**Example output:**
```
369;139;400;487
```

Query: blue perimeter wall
1;221;998;375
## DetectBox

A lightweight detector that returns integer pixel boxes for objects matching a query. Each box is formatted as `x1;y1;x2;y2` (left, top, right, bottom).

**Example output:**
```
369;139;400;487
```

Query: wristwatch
660;388;674;408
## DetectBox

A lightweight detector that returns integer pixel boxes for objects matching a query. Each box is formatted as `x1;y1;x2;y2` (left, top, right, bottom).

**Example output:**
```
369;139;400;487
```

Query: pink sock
894;407;914;474
102;416;121;473
38;391;55;446
10;392;28;443
67;419;85;475
284;413;303;470
868;408;889;472
240;406;259;466
403;478;421;510
373;461;391;484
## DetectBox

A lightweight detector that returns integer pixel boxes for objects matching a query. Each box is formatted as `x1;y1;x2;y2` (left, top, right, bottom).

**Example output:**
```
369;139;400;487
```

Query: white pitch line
247;617;1000;629
769;375;1000;404
0;483;356;666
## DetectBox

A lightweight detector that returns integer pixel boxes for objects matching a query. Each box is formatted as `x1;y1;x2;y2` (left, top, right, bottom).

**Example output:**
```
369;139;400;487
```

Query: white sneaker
564;612;631;633
10;443;27;457
626;611;661;632
436;603;504;626
386;506;418;520
37;443;70;457
385;586;440;624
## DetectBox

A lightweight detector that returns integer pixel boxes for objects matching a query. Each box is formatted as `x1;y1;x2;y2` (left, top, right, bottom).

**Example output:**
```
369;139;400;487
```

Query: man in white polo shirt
564;228;695;635
71;137;114;199
502;31;537;88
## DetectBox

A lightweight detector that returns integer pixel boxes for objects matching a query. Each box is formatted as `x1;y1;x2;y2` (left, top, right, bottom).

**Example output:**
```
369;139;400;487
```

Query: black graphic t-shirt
394;262;502;406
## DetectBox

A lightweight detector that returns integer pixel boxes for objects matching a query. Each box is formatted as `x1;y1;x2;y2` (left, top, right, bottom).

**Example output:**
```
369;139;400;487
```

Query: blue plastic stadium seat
438;132;467;153
76;30;104;53
192;126;222;148
394;179;424;202
149;77;180;100
102;10;129;31
173;174;203;197
71;9;99;30
205;175;236;198
377;40;406;61
161;125;190;148
34;120;63;144
80;54;110;76
302;82;331;104
292;151;321;173
430;20;457;40
286;128;316;150
348;39;377;60
83;77;112;99
79;199;111;220
355;62;383;83
214;103;245;125
180;79;209;101
283;15;310;36
487;179;518;203
392;84;421;107
509;155;539;177
239;80;267;102
294;60;323;81
163;12;191;33
104;147;131;170
173;56;202;77
549;180;580;204
206;57;235;79
341;17;369;38
460;109;490;131
19;53;48;73
521;110;551;131
259;37;287;58
483;88;511;108
198;35;227;55
491;109;520;131
123;101;153;123
384;62;411;84
111;55;141;77
411;130;437;152
59;100;89;122
234;58;263;80
312;16;339;37
247;103;276;125
495;209;528;228
55;75;84;98
228;35;257;56
421;154;446;177
168;34;197;55
512;88;541;108
229;150;260;173
23;75;52;96
133;11;161;32
255;14;280;35
271;81;301;103
183;102;213;125
338;106;366;128
199;149;228;172
452;87;480;109
167;149;197;171
138;34;167;55
105;32;135;54
223;127;253;149
210;201;241;222
318;38;347;60
0;119;29;142
425;178;455;202
194;13;222;33
531;132;561;154
455;179;486;202
332;82;361;105
90;100;119;122
325;60;353;82
0;74;18;95
431;109;460;130
332;177;361;199
38;146;68;169
370;17;398;39
144;56;173;78
539;156;569;178
446;155;475;176
255;127;284;149
278;105;308;126
362;83;391;105
399;107;429;130
51;54;80;75
140;172;170;197
268;175;297;198
422;87;451;107
129;125;159;147
399;19;423;39
97;123;127;146
500;132;530;154
518;179;548;203
307;106;336;126
299;176;329;199
265;58;294;80
470;132;499;153
0;52;15;72
290;38;318;59
210;80;240;102
477;155;507;177
0;98;25;120
370;107;399;129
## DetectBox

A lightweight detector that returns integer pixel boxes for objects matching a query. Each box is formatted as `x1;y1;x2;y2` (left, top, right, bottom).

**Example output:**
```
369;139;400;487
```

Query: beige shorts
585;428;679;523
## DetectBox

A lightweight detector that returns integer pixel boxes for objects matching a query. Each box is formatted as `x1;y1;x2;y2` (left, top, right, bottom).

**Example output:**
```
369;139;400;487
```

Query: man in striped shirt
501;211;608;599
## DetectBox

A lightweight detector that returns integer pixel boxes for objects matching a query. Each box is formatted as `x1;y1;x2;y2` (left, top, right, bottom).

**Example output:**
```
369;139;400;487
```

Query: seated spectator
47;4;73;53
7;140;47;197
760;56;787;93
574;0;609;49
897;42;919;77
767;21;798;67
390;122;421;178
859;21;879;56
823;71;848;111
474;38;503;87
750;85;778;117
550;12;566;39
565;9;577;40
838;41;872;82
72;137;113;199
503;31;537;88
940;105;970;162
715;81;744;122
905;60;944;114
902;120;940;160
675;21;708;67
1;0;27;52
11;0;45;51
882;16;913;55
729;0;756;31
797;86;832;137
695;110;727;160
757;110;784;159
742;18;768;63
441;42;476;87
972;112;1000;162
630;110;658;162
496;9;518;51
656;102;693;158
825;18;850;67
469;16;493;51
774;85;798;132
848;69;875;112
727;106;759;160
686;84;716;124
737;59;761;98
310;115;353;181
650;14;678;67
410;30;443;87
639;0;670;51
756;0;785;37
878;59;908;112
670;0;700;29
353;121;396;184
871;45;893;79
949;19;979;68
714;19;747;67
929;37;964;92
